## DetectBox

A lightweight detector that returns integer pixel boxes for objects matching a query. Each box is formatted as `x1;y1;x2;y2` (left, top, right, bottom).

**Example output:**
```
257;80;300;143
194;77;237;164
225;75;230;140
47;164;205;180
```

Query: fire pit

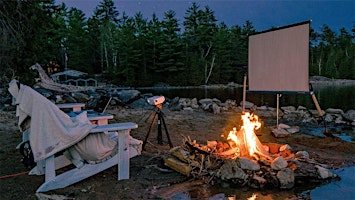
164;112;339;189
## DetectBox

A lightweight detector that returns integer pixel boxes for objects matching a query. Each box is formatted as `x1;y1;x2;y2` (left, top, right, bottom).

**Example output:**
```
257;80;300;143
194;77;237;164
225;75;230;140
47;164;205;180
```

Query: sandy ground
1;106;355;200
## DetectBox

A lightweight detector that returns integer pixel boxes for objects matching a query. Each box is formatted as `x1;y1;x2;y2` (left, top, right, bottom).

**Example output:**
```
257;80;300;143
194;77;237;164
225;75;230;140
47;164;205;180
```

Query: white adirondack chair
8;80;141;193
33;123;139;192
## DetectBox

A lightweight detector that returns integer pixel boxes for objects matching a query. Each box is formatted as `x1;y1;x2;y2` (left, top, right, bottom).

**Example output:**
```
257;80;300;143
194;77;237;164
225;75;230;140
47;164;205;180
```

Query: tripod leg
160;114;173;148
142;113;158;151
157;111;163;144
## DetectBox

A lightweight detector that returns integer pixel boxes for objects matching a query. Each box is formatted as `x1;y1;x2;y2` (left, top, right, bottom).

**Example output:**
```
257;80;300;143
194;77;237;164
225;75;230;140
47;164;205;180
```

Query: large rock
277;168;294;189
249;174;267;189
71;92;90;102
169;97;182;111
62;93;77;103
295;151;309;158
199;98;213;105
237;157;260;171
212;103;221;114
116;89;141;103
279;144;292;152
212;98;222;105
286;126;300;134
128;98;148;109
326;108;344;115
271;127;290;138
315;165;337;179
240;101;254;109
343;109;355;122
309;109;325;117
191;98;199;109
281;106;296;113
271;156;288;170
216;160;248;180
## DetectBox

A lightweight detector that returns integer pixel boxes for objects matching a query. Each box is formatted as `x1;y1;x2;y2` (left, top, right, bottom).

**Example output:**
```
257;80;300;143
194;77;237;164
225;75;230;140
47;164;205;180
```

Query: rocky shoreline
1;81;354;130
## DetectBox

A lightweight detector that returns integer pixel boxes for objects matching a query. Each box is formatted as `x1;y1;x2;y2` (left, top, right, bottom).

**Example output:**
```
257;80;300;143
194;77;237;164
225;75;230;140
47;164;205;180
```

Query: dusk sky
57;0;354;33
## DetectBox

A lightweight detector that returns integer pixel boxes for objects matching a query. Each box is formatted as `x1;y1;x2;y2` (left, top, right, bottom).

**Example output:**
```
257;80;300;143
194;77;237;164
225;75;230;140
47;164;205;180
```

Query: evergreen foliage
1;0;354;87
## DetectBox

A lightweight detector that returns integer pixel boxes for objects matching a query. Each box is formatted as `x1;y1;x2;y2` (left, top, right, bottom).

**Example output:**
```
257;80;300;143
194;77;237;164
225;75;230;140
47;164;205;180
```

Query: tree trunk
205;55;215;85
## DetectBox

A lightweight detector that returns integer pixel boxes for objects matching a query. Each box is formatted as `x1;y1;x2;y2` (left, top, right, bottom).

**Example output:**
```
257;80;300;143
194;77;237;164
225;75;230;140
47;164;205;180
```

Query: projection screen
248;21;310;93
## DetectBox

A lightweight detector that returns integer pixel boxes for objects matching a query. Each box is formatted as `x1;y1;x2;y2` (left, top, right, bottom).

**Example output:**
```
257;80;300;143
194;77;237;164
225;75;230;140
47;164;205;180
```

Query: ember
164;112;339;190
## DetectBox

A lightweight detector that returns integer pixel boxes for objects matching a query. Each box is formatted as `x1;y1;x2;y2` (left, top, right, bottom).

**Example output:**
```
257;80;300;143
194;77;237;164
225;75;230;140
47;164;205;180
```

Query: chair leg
118;130;130;180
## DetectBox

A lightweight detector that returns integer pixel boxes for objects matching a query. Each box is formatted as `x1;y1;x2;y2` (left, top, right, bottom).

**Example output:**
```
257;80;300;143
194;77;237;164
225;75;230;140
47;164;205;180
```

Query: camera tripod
142;104;173;151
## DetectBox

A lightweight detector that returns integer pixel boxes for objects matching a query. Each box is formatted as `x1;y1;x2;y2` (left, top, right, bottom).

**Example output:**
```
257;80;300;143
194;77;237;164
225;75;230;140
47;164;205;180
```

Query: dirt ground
1;106;355;200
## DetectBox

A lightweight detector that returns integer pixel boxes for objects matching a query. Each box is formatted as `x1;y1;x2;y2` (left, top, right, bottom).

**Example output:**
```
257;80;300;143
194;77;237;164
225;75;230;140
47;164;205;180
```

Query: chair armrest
90;122;138;133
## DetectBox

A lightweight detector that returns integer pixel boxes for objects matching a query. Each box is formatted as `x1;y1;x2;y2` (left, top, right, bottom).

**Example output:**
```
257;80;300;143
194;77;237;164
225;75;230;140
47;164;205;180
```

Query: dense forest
1;0;354;88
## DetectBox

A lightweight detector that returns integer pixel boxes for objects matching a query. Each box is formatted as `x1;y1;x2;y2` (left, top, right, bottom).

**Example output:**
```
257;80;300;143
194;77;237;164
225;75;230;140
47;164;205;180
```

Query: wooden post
310;91;323;117
242;74;247;113
276;94;280;128
310;91;332;136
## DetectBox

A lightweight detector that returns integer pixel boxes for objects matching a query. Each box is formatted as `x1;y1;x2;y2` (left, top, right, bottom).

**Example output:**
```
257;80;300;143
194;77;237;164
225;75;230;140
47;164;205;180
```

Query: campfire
164;112;339;189
222;112;270;160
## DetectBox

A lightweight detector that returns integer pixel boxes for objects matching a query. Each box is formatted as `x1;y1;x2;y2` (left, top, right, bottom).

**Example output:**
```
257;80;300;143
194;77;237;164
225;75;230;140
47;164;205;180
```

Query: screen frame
247;20;311;94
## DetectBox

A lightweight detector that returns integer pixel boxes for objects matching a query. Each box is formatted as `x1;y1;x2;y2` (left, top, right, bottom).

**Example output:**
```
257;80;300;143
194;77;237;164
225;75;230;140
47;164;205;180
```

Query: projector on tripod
142;95;173;151
147;96;165;106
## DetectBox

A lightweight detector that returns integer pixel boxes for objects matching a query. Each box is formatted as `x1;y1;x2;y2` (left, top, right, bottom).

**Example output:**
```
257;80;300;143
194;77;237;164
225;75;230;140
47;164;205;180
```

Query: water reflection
310;166;355;199
169;184;309;200
139;85;355;111
168;167;355;200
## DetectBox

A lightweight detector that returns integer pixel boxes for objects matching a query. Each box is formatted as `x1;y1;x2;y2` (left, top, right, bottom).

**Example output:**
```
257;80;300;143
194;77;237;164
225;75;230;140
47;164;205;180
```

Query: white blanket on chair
14;84;94;162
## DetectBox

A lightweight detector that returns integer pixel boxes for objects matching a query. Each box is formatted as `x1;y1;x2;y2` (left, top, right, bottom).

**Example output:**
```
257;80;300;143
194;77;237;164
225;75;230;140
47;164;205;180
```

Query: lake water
167;166;355;200
139;84;355;111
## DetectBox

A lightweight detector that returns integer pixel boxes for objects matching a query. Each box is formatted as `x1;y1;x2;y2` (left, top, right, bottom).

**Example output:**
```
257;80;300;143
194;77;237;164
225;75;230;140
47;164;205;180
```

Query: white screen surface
248;21;310;93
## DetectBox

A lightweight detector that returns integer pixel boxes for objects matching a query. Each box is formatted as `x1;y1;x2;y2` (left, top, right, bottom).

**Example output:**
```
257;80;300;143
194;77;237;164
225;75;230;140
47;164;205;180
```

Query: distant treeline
1;0;354;87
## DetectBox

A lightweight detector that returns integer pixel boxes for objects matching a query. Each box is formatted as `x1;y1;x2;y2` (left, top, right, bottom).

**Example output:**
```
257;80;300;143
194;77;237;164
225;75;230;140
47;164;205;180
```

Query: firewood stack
163;137;339;189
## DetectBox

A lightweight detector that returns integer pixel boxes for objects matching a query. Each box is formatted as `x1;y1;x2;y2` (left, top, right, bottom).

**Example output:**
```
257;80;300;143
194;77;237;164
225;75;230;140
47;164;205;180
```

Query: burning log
163;112;339;190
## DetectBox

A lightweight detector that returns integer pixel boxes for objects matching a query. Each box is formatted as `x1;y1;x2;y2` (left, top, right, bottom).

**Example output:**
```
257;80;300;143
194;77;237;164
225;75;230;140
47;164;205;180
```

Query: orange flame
227;127;239;146
241;112;261;157
227;112;262;157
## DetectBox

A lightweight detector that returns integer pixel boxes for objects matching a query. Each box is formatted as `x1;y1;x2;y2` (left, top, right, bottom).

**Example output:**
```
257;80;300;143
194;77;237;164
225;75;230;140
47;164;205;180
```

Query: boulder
128;98;148;109
257;106;268;111
62;94;77;103
281;106;296;113
295;151;309;158
240;101;254;109
216;160;248;180
116;89;141;103
271;127;290;138
212;103;221;114
199;98;213;105
249;174;267;189
278;123;291;129
237;157;260;171
309;109;325;117
343;109;355;122
271;156;288;170
71;92;90;102
169;97;182;111
315;165;337;179
297;105;307;111
277;168;295;189
286;126;300;134
191;98;199;108
279;144;292;152
326;108;344;115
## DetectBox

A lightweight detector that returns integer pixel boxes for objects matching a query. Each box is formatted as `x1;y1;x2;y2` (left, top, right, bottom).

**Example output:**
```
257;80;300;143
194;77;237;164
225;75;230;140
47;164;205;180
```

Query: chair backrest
94;96;112;113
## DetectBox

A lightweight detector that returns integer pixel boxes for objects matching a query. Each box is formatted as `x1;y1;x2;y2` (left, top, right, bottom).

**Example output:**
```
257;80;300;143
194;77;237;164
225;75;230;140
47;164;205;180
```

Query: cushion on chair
67;132;116;164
